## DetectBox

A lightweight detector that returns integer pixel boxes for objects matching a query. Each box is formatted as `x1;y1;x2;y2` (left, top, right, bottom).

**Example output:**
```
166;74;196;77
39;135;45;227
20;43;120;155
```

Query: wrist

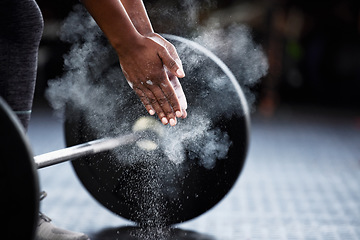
112;30;144;57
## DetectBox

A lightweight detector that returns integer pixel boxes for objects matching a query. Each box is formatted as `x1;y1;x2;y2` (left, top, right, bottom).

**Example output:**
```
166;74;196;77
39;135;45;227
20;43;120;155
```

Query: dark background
34;0;360;114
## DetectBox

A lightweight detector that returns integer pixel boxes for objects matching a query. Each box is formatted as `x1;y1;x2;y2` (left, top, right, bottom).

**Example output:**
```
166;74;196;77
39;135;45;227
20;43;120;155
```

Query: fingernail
149;109;155;115
169;118;176;126
176;68;185;77
182;109;187;118
161;117;168;125
176;111;182;118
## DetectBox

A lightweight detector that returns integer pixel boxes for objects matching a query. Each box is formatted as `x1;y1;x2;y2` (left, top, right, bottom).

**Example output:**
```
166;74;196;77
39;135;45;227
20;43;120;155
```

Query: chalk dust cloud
46;3;267;235
46;4;269;168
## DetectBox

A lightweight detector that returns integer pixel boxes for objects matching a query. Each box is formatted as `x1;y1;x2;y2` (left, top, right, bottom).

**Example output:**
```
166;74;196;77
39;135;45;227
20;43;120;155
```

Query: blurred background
35;0;360;114
27;0;360;239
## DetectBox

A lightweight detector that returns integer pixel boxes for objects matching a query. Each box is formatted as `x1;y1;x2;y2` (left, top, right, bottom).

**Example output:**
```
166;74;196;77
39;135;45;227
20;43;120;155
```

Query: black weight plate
65;35;250;225
0;97;39;239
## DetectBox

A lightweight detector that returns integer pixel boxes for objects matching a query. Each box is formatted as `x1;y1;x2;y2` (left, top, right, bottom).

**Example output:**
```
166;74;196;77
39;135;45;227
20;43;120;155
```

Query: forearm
81;0;143;55
120;0;154;35
81;0;187;124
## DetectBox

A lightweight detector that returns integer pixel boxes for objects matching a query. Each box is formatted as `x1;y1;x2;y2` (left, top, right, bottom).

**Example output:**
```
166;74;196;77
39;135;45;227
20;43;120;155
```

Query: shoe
35;192;90;240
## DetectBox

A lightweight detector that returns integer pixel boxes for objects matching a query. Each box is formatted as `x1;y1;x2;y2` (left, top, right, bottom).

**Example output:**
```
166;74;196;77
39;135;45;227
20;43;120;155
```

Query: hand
117;34;186;126
145;33;187;118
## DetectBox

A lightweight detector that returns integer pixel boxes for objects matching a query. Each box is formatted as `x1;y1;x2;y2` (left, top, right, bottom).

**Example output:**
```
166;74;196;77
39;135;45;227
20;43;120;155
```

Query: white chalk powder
46;4;267;234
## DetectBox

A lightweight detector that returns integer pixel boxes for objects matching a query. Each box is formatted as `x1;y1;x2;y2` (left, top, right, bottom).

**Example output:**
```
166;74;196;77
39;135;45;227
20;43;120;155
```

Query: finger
158;78;182;121
165;43;184;72
158;46;185;78
140;86;170;125
148;83;177;126
133;86;156;116
168;72;188;114
181;109;187;119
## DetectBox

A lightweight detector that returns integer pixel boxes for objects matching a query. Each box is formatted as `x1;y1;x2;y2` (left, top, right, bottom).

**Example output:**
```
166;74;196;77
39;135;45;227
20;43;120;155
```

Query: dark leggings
0;0;43;131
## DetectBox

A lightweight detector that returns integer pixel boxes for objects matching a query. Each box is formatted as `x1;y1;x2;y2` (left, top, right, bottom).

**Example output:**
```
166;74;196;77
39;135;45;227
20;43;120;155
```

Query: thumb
158;47;185;78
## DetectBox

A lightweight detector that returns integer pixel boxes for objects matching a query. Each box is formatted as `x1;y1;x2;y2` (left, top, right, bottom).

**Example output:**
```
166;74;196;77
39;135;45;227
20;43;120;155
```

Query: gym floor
27;104;360;240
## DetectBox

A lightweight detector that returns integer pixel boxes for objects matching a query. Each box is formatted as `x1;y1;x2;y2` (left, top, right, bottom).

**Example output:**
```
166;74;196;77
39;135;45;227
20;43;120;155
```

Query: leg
0;2;90;239
0;0;44;131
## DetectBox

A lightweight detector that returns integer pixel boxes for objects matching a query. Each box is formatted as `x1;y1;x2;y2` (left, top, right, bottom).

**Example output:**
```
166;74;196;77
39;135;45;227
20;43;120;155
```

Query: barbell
0;97;163;240
1;35;250;239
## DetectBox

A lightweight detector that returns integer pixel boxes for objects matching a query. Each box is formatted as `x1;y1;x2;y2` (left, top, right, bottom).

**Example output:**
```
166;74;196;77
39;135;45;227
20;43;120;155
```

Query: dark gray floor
27;104;360;240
